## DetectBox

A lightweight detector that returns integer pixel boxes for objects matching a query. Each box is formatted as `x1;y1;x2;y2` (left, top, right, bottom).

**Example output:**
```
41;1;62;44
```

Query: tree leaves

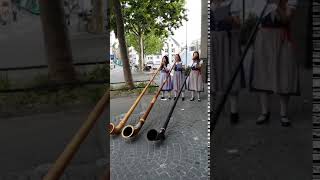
127;31;165;56
111;0;187;37
110;0;187;69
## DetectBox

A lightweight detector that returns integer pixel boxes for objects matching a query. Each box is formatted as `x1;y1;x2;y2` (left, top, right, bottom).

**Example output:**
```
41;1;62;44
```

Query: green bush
86;64;109;82
0;75;10;90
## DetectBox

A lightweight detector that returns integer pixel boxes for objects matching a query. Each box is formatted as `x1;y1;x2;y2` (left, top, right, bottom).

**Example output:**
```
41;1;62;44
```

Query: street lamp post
185;17;188;66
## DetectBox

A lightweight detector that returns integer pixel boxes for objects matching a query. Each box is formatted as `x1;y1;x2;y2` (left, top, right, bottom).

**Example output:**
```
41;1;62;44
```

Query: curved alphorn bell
109;66;161;135
121;62;176;138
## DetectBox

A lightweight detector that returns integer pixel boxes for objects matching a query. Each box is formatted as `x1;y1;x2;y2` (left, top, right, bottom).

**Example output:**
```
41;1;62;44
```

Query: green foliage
85;64;109;82
110;81;158;97
0;75;10;90
28;73;50;87
0;86;106;116
185;66;191;76
110;0;187;64
126;31;165;56
121;0;187;37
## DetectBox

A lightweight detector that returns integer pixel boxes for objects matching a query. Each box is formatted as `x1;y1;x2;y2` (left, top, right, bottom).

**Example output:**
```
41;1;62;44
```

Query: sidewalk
110;92;208;180
0;104;108;179
212;67;312;179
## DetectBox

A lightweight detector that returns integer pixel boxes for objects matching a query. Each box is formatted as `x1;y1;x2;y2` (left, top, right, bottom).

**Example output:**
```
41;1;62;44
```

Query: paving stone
110;93;208;180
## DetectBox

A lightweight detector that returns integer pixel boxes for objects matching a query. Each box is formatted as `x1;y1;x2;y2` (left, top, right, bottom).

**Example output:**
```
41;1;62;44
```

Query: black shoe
230;113;239;124
182;97;185;101
161;97;165;100
173;97;176;100
190;97;194;101
281;116;291;127
197;98;201;102
168;97;172;100
256;112;270;125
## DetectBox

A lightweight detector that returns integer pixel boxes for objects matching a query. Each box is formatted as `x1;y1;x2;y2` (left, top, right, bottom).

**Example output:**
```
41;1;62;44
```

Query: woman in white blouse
211;0;245;124
250;0;299;126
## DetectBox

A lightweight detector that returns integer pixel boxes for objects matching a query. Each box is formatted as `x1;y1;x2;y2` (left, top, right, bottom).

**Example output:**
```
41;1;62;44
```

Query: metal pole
185;18;188;66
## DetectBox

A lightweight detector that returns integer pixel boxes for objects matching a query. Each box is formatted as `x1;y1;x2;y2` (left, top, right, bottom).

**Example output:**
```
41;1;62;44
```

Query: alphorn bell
109;66;161;135
147;63;195;141
121;62;177;138
211;0;270;133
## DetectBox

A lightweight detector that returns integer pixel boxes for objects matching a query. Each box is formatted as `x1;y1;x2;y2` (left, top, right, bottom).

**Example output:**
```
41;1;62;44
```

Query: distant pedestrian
250;0;299;127
172;54;185;101
187;51;204;102
12;4;17;22
160;55;173;100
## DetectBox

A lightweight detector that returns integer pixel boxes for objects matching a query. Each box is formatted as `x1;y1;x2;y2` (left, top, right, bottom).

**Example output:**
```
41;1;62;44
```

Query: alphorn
109;66;161;135
147;63;195;141
121;62;176;138
211;0;270;133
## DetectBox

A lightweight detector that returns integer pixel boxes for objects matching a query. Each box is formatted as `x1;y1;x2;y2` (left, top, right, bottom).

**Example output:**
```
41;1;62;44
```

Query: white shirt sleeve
230;0;241;17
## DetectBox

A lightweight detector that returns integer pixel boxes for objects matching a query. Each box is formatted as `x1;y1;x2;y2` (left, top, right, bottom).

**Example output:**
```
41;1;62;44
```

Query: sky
171;0;202;46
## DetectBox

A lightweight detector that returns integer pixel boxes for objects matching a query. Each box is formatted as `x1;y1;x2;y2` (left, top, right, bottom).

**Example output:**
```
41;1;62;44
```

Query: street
110;65;161;85
110;91;208;180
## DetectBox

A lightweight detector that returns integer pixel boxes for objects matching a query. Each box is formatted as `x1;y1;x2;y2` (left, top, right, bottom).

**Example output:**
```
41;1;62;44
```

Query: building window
172;48;175;53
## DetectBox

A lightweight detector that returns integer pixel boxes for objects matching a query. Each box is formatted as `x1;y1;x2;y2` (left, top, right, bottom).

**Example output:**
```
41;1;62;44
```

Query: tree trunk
138;34;144;71
112;0;134;89
39;0;76;83
91;0;104;33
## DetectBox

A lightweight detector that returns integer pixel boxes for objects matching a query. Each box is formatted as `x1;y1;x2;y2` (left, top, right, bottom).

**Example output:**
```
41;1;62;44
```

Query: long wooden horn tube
109;66;161;135
121;62;176;138
147;63;195;141
43;90;110;180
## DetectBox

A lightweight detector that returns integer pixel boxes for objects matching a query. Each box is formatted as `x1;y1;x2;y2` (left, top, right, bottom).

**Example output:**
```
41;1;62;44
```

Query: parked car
146;61;154;69
153;60;161;70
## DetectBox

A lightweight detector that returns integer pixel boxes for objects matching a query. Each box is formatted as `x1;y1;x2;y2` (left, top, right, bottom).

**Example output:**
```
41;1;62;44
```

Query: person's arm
196;61;202;69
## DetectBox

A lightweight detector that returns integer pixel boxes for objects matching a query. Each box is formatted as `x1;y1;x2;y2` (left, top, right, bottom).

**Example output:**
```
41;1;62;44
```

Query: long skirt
250;28;300;95
173;71;185;92
160;72;173;91
212;30;245;95
187;70;204;92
